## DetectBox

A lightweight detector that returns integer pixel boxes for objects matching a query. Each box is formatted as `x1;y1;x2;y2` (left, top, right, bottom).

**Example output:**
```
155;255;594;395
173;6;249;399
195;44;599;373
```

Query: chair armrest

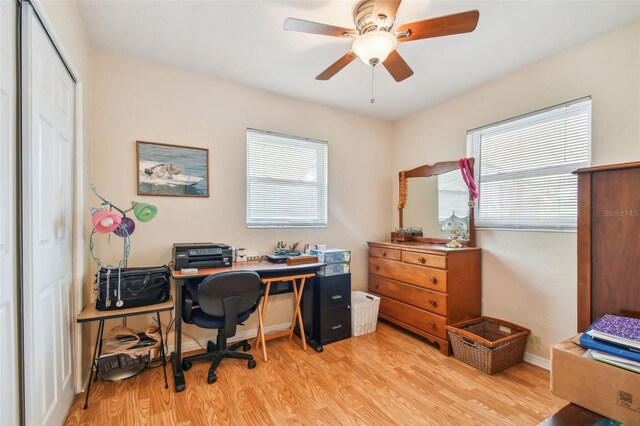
182;290;195;323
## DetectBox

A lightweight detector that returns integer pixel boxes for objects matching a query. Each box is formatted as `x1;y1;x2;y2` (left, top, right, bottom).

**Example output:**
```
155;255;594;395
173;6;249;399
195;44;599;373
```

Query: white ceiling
77;0;640;121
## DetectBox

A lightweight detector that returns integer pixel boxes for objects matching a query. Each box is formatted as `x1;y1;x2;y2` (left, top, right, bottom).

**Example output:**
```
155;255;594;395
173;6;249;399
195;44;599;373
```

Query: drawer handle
331;295;342;300
428;275;437;284
417;256;425;264
428;320;436;329
374;265;380;271
331;324;342;330
373;284;379;290
428;298;436;306
382;251;387;257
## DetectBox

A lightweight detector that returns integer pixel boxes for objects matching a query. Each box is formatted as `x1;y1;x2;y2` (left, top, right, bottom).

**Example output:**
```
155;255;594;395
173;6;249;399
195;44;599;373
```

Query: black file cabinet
302;273;352;348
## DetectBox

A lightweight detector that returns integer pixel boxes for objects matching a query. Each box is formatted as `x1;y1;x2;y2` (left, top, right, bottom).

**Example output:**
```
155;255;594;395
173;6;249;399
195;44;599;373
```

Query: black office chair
181;270;263;384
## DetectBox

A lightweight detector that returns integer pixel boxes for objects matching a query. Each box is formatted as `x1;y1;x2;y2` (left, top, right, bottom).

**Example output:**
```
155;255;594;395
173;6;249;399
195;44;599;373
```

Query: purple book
591;314;640;341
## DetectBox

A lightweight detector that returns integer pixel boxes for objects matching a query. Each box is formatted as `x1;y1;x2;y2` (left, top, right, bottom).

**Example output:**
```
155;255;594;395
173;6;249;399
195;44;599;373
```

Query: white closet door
0;1;18;425
22;5;76;425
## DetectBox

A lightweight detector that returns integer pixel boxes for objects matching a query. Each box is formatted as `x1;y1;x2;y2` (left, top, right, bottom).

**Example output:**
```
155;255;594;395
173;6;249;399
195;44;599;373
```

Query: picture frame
136;141;209;197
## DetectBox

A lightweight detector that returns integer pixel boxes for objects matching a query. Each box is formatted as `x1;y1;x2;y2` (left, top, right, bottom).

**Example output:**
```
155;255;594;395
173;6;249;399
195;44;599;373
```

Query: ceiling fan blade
396;10;479;43
372;0;402;25
383;50;413;82
284;18;357;38
316;51;357;80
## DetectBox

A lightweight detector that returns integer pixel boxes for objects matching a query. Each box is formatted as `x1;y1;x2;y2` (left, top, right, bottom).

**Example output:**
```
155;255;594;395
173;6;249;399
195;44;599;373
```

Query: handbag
95;265;170;311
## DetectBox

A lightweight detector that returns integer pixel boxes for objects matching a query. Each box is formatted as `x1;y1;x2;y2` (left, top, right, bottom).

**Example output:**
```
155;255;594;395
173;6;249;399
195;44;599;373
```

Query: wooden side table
255;272;316;361
77;297;174;409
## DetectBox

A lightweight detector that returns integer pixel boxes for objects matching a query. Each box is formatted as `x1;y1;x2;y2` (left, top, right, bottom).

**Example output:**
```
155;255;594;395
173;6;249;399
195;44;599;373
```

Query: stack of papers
585;349;640;374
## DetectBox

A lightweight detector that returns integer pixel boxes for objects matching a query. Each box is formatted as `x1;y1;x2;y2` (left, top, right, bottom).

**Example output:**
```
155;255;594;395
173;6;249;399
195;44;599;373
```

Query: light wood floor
65;321;566;425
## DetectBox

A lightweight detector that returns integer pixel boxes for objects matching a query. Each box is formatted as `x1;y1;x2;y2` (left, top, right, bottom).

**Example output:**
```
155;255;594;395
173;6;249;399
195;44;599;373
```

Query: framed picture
136;141;209;197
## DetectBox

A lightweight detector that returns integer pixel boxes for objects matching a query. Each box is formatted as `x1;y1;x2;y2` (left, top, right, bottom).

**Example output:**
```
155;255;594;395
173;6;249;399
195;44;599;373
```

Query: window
467;97;591;230
246;129;328;228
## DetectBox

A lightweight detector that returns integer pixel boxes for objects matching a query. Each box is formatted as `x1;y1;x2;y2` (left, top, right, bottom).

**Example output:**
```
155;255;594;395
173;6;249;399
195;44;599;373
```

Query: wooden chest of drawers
368;241;481;355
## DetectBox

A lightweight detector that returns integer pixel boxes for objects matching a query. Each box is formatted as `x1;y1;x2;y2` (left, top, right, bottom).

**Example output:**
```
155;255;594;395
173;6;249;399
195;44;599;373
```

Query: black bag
95;266;170;311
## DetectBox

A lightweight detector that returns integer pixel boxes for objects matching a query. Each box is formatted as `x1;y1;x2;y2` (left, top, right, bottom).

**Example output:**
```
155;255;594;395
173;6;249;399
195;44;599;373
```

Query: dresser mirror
398;159;476;247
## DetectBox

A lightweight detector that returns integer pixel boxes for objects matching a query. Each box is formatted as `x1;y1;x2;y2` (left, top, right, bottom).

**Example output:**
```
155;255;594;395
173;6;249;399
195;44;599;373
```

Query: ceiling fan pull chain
370;65;375;104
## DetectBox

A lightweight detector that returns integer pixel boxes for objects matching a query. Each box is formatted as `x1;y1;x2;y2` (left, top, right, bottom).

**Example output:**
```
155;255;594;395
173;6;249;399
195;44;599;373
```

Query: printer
173;243;233;270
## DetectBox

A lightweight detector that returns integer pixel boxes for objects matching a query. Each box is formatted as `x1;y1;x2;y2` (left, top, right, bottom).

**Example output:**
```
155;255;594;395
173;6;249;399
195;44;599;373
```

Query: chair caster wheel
248;359;256;369
207;374;217;384
182;361;192;371
207;341;216;352
243;343;251;352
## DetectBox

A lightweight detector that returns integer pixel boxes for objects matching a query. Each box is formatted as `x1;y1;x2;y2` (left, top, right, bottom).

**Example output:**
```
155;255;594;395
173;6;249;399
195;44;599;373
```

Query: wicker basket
351;291;380;336
447;317;530;374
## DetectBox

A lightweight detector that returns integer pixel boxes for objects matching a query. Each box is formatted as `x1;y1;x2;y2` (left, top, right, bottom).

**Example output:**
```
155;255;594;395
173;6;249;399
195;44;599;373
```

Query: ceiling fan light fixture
352;30;397;66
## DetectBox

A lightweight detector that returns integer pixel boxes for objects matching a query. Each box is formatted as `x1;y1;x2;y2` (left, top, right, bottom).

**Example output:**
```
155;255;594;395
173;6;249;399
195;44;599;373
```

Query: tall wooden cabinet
368;241;481;355
575;162;640;331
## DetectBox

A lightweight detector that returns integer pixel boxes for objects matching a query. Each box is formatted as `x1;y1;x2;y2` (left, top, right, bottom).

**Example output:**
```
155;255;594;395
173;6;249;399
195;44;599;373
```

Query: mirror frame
398;159;476;247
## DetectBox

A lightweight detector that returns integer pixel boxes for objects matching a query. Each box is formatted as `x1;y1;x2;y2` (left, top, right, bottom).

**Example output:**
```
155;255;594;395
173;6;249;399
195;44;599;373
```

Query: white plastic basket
351;291;381;336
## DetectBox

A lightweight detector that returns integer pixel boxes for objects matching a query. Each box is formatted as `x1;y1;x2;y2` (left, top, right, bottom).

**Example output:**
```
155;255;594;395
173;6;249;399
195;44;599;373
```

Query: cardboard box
551;336;640;425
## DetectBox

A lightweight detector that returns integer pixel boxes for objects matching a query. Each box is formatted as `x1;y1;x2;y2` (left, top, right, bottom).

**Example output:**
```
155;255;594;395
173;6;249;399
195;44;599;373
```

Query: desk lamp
441;211;468;249
89;184;158;267
91;208;122;234
132;202;158;222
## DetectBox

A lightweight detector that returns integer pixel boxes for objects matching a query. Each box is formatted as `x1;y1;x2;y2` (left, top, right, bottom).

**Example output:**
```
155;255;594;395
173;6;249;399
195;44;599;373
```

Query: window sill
476;227;576;233
246;225;328;229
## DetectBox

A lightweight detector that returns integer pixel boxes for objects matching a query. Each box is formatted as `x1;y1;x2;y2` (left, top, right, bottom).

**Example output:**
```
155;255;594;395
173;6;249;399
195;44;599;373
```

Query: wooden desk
170;261;324;392
77;297;174;409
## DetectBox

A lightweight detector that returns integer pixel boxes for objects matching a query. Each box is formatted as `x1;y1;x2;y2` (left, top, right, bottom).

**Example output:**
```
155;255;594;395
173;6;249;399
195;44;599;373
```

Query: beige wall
88;14;640;365
90;50;393;345
393;21;640;359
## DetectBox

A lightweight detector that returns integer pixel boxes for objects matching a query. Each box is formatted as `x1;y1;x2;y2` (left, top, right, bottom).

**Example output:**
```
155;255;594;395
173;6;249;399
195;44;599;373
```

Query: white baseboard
169;321;292;354
523;351;550;370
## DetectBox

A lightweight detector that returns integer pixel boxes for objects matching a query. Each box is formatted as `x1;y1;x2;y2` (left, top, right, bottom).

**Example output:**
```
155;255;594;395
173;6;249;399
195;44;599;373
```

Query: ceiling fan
284;0;479;82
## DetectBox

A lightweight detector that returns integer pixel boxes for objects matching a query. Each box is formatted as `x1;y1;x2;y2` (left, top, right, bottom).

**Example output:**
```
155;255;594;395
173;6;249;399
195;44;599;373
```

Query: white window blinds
467;97;591;230
246;129;328;228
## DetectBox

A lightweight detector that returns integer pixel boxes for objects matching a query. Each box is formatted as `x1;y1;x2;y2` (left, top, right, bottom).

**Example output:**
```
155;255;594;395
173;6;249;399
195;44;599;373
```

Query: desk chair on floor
181;270;263;384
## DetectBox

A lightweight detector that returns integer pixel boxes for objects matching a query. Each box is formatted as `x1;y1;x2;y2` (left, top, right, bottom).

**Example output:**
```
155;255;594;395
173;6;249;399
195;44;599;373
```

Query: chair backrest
197;270;261;317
